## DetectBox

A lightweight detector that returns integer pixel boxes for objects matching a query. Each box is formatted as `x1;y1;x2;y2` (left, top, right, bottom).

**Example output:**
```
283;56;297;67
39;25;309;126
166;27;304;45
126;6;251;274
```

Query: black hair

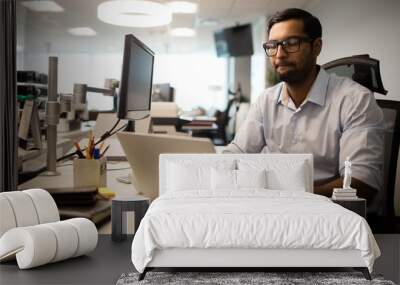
267;8;322;40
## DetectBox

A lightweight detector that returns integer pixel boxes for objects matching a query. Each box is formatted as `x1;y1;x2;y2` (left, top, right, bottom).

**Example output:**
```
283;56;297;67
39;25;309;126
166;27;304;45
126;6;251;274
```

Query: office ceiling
17;0;316;54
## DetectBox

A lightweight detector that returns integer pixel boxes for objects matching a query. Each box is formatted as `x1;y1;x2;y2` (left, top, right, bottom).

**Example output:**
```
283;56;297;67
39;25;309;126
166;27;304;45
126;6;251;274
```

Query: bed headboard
159;154;313;195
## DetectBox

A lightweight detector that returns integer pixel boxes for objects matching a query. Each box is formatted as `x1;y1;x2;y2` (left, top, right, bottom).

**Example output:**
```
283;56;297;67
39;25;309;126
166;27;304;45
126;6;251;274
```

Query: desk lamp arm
42;56;61;176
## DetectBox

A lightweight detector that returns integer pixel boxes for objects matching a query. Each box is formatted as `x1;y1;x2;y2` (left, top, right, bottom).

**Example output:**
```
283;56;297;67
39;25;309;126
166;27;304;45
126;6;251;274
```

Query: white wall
306;0;400;101
233;56;251;100
25;53;121;110
153;53;228;111
251;17;267;102
16;4;26;70
24;51;228;112
229;17;267;103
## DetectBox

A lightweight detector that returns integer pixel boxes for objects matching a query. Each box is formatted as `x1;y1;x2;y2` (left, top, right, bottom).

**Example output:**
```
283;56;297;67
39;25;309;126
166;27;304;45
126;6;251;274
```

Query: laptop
117;132;215;200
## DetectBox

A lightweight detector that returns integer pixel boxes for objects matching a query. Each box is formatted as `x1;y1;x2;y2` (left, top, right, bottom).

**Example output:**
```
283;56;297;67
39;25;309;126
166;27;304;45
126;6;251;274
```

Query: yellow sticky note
98;187;116;198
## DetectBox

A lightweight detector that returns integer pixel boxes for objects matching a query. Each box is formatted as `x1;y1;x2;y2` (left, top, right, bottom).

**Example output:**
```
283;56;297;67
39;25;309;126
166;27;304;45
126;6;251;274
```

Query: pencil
100;145;110;158
74;142;85;159
87;131;94;159
99;141;105;151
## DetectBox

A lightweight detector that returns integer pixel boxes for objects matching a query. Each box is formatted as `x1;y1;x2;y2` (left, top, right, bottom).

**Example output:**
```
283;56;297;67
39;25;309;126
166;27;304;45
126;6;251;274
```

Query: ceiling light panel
21;1;64;12
98;0;172;28
198;18;219;27
170;27;196;37
68;27;97;36
167;1;198;14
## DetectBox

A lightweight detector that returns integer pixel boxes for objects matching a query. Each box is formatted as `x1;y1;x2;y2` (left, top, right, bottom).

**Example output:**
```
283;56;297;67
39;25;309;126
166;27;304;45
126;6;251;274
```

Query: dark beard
277;68;310;84
276;58;315;85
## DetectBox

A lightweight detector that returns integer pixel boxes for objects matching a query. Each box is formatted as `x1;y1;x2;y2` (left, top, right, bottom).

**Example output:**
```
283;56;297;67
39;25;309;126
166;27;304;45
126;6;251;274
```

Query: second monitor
117;34;154;121
152;83;175;102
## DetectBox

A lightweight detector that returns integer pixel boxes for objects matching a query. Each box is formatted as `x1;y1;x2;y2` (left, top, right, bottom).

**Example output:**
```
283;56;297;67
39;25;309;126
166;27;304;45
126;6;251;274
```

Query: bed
131;154;380;280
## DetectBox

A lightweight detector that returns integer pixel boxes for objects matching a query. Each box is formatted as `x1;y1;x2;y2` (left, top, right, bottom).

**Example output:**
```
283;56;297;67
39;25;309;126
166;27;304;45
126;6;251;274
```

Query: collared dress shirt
224;68;384;193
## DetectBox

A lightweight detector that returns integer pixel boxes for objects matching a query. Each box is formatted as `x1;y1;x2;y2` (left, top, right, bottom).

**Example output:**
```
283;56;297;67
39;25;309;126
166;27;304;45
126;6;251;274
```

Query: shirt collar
276;67;329;107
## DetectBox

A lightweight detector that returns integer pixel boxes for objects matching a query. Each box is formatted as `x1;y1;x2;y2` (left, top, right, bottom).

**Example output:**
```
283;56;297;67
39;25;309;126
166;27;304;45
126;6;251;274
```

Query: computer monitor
214;23;254;57
152;83;174;102
117;34;155;121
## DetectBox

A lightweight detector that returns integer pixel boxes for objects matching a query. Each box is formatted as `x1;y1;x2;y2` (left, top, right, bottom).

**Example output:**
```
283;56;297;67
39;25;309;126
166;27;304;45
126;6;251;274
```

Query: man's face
268;19;320;84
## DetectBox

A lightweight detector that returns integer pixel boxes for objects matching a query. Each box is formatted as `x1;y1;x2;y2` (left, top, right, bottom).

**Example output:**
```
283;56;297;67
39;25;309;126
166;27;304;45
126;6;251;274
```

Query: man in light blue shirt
224;8;384;206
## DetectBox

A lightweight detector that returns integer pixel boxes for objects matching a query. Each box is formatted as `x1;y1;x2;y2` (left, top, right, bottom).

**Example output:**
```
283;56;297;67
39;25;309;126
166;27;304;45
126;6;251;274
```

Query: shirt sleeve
339;89;385;191
223;95;266;154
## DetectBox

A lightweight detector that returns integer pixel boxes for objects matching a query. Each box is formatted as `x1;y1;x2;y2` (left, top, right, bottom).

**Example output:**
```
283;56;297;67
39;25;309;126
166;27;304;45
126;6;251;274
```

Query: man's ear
312;38;322;57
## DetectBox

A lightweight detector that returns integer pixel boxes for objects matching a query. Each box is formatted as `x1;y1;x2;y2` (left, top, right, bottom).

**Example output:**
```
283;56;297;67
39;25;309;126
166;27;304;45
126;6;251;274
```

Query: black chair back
324;55;400;222
376;100;400;218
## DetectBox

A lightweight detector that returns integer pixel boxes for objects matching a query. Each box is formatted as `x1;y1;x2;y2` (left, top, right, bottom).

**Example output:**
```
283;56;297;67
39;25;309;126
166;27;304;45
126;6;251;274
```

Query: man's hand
314;177;378;205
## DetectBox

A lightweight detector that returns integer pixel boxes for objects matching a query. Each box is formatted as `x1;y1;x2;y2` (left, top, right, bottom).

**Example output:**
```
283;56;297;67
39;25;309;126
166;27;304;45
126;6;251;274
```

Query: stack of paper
332;188;358;200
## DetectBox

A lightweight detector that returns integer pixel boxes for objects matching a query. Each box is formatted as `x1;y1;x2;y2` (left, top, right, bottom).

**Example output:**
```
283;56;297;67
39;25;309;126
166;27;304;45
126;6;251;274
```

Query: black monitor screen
214;24;253;57
152;83;174;102
214;30;229;57
118;34;154;120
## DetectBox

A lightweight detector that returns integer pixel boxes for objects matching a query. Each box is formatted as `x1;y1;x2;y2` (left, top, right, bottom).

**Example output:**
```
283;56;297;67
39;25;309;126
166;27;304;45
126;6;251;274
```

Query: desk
182;123;218;132
18;128;91;171
18;160;140;234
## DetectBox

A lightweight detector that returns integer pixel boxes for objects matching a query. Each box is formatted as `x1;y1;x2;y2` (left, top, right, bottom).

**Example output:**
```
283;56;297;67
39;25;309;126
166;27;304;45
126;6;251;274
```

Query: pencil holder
73;158;107;188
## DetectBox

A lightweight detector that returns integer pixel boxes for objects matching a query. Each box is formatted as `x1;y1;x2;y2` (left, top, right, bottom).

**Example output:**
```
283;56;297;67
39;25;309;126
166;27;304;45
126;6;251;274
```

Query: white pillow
237;169;267;189
166;160;235;192
166;163;208;191
211;169;267;190
211;168;236;190
238;159;307;191
266;163;306;191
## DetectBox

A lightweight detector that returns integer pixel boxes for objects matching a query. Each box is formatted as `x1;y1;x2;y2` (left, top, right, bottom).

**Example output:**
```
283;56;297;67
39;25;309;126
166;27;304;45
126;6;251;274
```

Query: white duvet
131;190;380;273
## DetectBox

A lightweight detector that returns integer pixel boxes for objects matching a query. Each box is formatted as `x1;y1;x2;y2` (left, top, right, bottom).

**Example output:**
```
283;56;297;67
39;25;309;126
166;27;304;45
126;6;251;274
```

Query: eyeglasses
263;36;314;57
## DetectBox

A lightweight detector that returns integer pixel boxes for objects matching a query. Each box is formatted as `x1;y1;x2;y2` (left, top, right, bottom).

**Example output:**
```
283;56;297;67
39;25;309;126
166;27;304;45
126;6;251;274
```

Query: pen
74;142;85;159
99;142;105;151
86;132;93;159
93;148;100;159
99;145;110;158
88;132;96;159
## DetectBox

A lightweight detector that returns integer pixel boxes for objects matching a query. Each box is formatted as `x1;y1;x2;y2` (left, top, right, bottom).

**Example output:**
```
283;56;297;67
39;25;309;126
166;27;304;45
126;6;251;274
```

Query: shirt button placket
291;114;297;144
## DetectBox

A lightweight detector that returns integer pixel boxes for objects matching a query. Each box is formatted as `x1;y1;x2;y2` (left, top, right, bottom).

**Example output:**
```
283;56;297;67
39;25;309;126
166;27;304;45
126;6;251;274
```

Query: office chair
322;54;387;95
363;100;400;233
323;55;400;232
376;100;400;220
214;84;249;145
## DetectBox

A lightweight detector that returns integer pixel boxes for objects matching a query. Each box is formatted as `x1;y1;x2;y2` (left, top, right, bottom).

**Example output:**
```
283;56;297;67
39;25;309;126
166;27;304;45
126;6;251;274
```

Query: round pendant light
167;1;198;14
98;0;172;28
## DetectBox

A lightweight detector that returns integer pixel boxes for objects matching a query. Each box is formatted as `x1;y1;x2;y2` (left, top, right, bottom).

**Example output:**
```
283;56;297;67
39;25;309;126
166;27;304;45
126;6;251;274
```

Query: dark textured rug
116;271;396;285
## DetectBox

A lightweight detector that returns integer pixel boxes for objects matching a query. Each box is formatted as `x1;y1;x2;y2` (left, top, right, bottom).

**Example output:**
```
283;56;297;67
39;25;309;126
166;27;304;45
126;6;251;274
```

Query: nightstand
331;198;366;218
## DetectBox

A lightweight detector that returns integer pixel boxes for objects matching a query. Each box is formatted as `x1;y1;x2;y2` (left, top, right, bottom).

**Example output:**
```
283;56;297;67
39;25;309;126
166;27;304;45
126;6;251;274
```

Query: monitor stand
124;121;135;132
115;121;134;185
116;118;152;184
116;173;132;184
124;118;152;133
